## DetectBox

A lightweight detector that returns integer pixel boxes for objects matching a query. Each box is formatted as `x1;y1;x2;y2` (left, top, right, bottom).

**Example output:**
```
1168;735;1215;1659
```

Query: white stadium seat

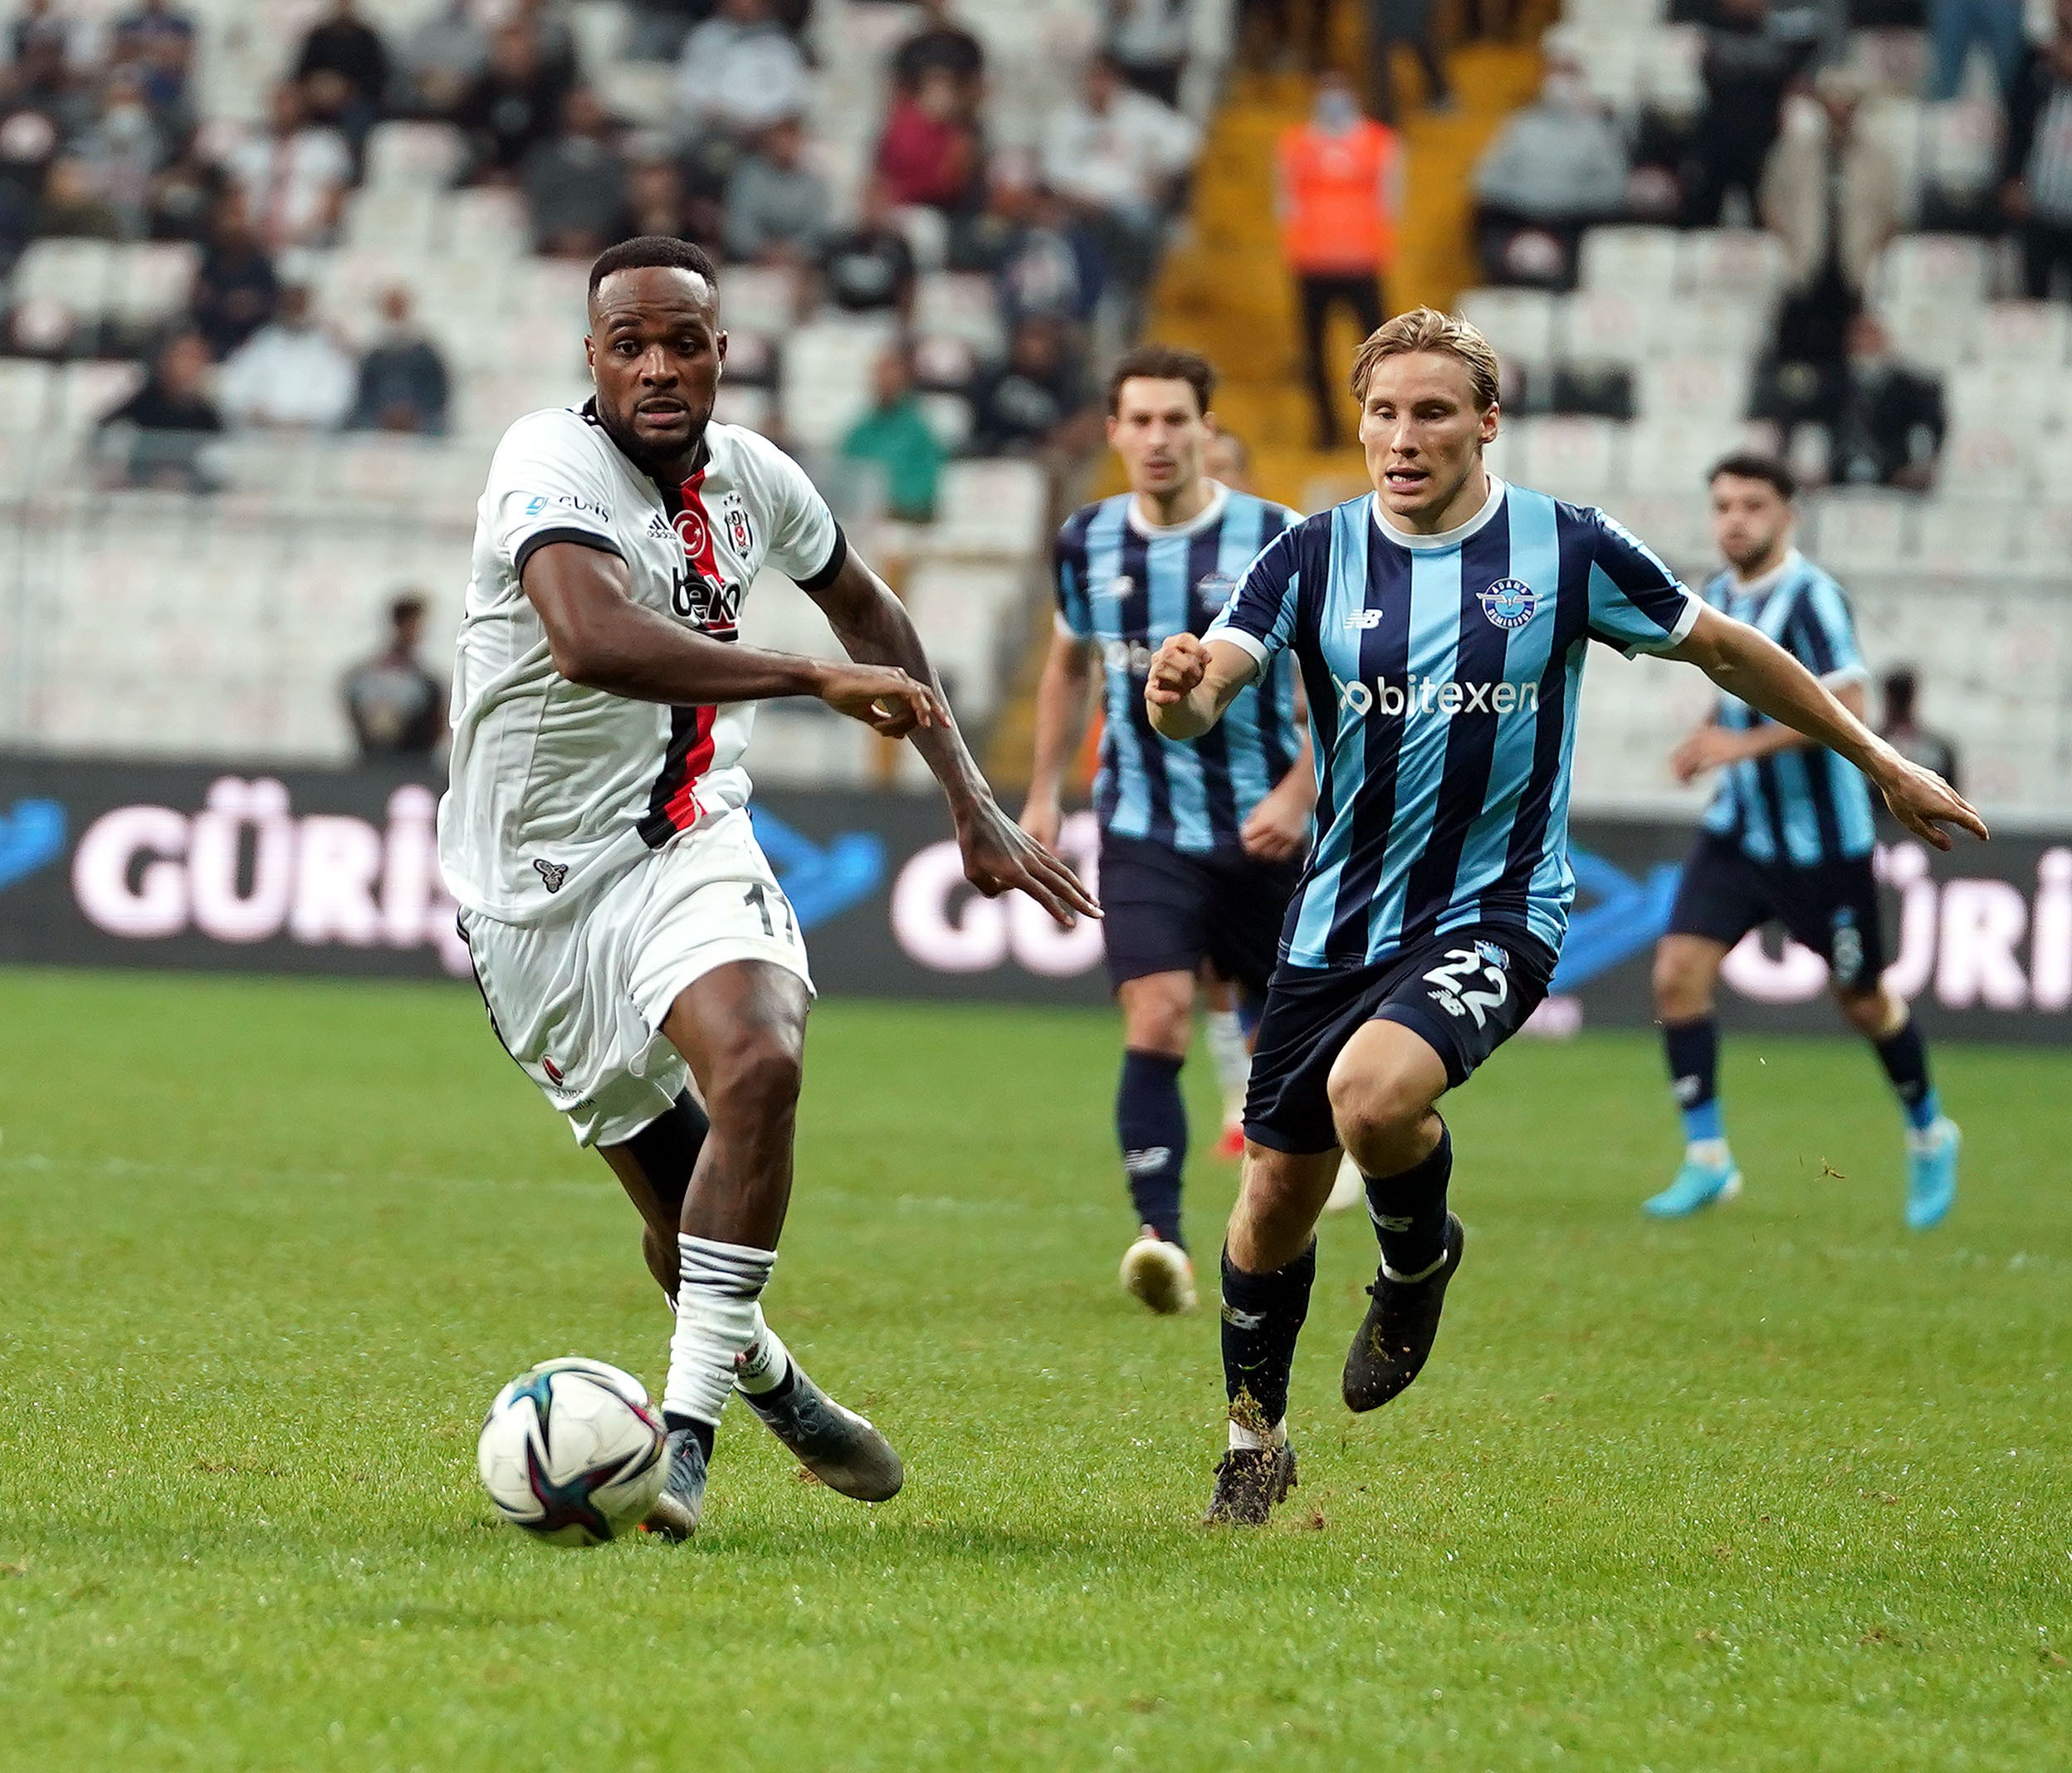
1676;229;1786;307
1875;234;1994;310
1975;300;2072;372
1522;415;1622;501
363;121;465;191
1561;288;1649;369
929;459;1048;558
1456;287;1560;380
1807;491;1914;574
1577;227;1682;300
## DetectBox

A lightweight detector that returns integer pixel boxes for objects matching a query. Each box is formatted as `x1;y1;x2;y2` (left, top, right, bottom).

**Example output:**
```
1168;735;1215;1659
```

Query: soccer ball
477;1356;667;1546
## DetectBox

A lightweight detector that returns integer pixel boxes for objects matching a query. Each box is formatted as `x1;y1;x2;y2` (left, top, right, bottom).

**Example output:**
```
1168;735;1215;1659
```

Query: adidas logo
648;514;673;539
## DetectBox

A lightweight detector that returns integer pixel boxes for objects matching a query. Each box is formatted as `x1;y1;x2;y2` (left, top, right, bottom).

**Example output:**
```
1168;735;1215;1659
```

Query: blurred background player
1646;455;1963;1229
1020;344;1313;1314
1146;311;1984;1526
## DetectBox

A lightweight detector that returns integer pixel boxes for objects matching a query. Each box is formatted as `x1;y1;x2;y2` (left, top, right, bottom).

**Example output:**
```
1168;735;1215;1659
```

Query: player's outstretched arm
1666;604;1989;852
523;540;943;738
1019;629;1097;850
1145;634;1255;741
1669;683;1867;783
805;548;1101;928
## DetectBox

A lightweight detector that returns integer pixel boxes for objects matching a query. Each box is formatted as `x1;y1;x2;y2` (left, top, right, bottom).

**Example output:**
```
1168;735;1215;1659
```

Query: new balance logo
1674;1074;1702;1105
533;858;568;893
1220;1304;1265;1330
1343;608;1384;630
1122;1146;1171;1176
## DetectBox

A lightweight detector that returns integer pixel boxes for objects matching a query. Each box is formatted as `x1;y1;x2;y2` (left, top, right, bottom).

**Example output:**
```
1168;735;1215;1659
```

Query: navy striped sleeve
1053;510;1093;638
1582;507;1700;656
1792;573;1867;684
1205;523;1302;679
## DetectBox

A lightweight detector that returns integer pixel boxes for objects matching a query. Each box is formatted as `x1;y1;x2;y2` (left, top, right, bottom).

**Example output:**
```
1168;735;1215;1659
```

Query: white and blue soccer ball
477;1356;667;1546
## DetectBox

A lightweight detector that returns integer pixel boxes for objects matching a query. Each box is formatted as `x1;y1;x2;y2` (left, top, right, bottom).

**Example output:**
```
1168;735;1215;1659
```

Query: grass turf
0;966;2066;1771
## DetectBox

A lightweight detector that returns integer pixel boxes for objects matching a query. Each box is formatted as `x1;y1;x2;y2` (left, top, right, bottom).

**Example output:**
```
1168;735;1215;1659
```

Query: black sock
1873;1017;1941;1132
1663;1017;1724;1144
1219;1239;1316;1432
1363;1121;1453;1278
1117;1048;1188;1246
662;1414;716;1461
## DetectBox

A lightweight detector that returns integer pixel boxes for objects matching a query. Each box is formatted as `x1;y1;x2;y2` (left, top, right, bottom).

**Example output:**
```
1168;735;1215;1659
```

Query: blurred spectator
820;174;917;314
1830;310;1944;489
1040;55;1200;293
1878;668;1961;791
625;149;717;247
1928;0;2023;101
841;348;945;522
971;315;1094;455
349;285;451;432
401;0;491;118
1473;54;1627;287
674;0;808;140
36;154;122;238
217;282;359;430
892;0;985;110
1364;0;1453;125
523;85;628;256
1205;426;1253;490
1237;0;1332;74
996;181;1107;326
10;0;76;66
726;115;828;263
76;66;166;238
111;0;197;115
1763;69;1901;368
511;0;579;92
457;22;570;178
296;0;393;160
876;66;980;212
97;328;222;491
1684;0;1821;226
2001;8;2072;298
190;190;281;359
1279;71;1399;447
344;594;447;761
0;69;69;218
145;131;226;241
1;26;91;148
1107;0;1191;109
226;83;351;250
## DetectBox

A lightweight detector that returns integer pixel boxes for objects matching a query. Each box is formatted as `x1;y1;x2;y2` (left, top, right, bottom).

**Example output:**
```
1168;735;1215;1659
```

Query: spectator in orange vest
1276;72;1401;447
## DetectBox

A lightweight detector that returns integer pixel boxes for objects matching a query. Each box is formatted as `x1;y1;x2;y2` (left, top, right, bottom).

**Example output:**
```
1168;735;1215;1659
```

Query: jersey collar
1125;479;1229;539
1369;473;1506;553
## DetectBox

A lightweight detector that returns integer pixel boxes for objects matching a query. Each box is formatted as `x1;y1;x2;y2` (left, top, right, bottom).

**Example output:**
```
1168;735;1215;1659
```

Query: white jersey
438;403;843;926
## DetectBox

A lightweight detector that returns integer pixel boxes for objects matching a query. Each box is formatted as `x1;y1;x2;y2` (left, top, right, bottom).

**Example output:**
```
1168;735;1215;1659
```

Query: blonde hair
1349;307;1502;411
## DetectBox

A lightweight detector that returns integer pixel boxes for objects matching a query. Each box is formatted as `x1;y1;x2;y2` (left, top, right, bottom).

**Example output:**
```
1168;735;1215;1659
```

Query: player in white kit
441;237;1097;1537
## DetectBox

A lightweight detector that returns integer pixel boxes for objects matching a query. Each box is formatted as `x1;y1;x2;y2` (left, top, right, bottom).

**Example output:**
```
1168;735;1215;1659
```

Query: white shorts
460;808;813;1148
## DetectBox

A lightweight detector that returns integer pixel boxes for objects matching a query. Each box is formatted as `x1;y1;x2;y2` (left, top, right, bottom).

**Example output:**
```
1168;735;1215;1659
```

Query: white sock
733;1304;793;1395
664;1234;775;1426
1686;1137;1730;1167
1205;1009;1250;1117
1229;1414;1287;1453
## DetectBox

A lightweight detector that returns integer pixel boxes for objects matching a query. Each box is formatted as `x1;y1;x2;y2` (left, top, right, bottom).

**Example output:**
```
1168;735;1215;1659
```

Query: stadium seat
108;242;201;331
1634;356;1751;427
928;459;1048;558
914;273;1008;359
363;121;466;191
893;204;950;273
1620;418;1745;496
1975;300;2072;372
1807;490;1913;574
1935;423;2035;498
1522;415;1623;501
779;317;898;450
1577;227;1681;300
917;393;974;452
723;265;803;335
1635;24;1703;120
1457;287;1560;382
1879;296;1982;374
342;187;443;255
1646;294;1768;364
447;187;530;262
1561;289;1649;370
1913;498;2026;577
52;360;144;437
1874;235;1994;310
1946;365;2059;440
1676;230;1785;308
0;360;57;433
1920;98;2002;207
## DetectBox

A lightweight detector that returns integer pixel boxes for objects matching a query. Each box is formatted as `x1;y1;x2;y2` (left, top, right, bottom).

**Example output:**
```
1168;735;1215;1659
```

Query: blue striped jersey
1698;549;1875;866
1055;485;1305;852
1207;479;1699;970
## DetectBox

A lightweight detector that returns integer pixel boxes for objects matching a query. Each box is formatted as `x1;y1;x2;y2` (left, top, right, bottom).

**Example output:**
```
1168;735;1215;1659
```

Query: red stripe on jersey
661;704;717;833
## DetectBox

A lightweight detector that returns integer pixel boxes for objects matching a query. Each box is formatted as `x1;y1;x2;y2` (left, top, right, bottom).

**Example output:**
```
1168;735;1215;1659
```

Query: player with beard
1644;453;1962;1228
440;237;1097;1537
1144;310;1983;1525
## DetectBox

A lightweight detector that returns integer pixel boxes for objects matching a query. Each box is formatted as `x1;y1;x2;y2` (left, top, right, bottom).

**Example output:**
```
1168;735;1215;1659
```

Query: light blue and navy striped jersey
1698;549;1875;866
1055;485;1304;853
1208;479;1698;970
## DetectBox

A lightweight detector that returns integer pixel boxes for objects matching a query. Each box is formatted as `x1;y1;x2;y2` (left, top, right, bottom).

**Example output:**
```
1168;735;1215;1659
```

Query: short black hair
1708;450;1796;501
587;236;721;300
390;593;426;627
1106;343;1216;418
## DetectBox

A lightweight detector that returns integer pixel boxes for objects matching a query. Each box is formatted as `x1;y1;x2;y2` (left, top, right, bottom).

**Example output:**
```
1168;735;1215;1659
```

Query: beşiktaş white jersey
438;402;843;926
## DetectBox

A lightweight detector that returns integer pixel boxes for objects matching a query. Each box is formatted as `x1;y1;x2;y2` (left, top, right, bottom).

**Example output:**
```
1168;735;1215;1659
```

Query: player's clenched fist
1145;632;1209;708
814;662;945;739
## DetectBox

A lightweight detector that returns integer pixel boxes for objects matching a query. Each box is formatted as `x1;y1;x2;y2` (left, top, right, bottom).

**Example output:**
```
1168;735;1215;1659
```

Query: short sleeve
1053;520;1092;639
1789;575;1869;687
1583;509;1700;657
1205;525;1302;681
748;432;845;588
489;413;624;581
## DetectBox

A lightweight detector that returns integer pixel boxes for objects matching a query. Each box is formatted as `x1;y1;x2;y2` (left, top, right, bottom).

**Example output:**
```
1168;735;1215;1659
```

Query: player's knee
1836;985;1894;1038
706;1025;804;1122
1326;1061;1428;1157
1652;945;1708;1018
1120;973;1193;1054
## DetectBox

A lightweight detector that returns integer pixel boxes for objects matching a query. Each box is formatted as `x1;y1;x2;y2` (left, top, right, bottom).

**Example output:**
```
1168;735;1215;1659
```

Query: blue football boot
1905;1117;1961;1230
1644;1150;1743;1218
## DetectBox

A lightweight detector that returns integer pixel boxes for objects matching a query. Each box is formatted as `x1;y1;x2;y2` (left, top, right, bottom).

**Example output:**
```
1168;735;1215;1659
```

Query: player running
1144;310;1985;1526
1019;344;1314;1313
439;237;1096;1538
1645;454;1962;1228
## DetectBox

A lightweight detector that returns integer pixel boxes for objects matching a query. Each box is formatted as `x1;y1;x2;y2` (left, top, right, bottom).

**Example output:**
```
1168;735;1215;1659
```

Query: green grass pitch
1;966;2066;1771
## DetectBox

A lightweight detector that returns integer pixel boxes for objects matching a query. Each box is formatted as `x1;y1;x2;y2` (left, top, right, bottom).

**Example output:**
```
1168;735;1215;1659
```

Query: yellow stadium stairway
984;27;1545;788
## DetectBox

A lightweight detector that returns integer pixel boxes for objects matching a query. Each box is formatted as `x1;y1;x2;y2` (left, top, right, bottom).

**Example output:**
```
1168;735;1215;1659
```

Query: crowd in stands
0;0;1218;507
1468;0;2072;496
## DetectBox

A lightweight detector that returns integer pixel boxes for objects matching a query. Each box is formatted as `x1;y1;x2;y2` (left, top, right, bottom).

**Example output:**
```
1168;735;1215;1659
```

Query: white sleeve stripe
1627;587;1702;656
1207;624;1270;681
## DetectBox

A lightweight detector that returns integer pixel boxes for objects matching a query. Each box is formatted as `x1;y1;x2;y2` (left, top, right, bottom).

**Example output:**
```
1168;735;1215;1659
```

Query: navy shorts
1243;924;1556;1155
1097;831;1300;995
1667;832;1888;992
